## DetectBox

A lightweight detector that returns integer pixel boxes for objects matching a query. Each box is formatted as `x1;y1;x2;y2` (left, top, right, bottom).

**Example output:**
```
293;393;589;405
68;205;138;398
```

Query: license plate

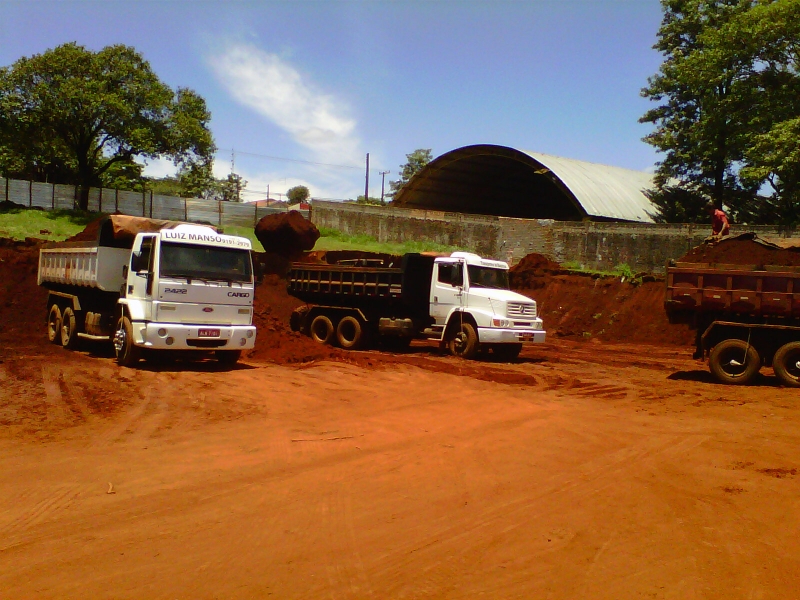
519;333;535;342
198;328;220;338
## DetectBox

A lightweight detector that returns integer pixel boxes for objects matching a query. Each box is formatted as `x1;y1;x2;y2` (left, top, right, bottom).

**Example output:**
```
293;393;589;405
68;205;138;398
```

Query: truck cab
430;252;545;358
116;224;257;364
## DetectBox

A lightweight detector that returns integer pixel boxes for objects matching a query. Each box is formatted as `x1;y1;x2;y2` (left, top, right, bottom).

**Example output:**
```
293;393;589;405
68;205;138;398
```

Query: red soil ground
3;231;800;598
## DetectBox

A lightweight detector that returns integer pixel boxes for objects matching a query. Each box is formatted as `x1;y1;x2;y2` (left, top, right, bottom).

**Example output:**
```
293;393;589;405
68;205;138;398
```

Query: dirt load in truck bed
678;233;800;267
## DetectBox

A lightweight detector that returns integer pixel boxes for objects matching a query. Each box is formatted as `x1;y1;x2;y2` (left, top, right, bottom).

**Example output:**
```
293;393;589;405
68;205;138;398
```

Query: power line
215;148;364;171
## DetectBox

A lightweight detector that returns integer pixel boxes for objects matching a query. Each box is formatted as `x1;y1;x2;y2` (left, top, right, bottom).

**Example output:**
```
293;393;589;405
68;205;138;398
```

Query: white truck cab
117;224;257;362
431;252;545;356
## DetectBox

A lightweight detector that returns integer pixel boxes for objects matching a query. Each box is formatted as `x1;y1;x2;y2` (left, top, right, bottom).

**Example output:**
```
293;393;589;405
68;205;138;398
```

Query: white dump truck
288;251;546;360
38;215;257;366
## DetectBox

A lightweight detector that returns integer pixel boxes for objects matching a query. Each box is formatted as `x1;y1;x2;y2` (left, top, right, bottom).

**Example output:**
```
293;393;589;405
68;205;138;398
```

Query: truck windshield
160;242;252;283
467;265;509;290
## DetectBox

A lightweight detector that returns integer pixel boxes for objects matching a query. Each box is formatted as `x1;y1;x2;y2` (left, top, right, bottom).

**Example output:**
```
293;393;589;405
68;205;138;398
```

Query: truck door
430;260;464;325
126;234;156;320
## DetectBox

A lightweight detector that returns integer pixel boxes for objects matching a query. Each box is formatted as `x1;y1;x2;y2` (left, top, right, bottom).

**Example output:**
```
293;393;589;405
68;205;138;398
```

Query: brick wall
311;201;800;274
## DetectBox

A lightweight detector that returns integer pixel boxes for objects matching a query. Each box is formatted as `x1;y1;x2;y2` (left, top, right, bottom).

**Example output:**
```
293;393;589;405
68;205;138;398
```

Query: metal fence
0;177;308;230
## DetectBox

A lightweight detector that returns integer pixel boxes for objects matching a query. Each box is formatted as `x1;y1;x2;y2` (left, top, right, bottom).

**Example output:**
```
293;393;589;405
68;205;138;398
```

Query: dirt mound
0;239;49;343
511;252;694;346
679;234;800;267
509;253;564;290
254;211;320;257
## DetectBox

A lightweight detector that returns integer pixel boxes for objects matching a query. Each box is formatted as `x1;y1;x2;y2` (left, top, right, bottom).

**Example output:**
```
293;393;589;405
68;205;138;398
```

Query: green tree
0;43;215;210
640;0;756;221
387;149;432;201
642;0;800;225
286;185;310;205
215;172;246;202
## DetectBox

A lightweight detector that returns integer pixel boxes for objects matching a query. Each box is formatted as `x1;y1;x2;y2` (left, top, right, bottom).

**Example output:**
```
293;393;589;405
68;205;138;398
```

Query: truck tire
60;307;80;349
493;343;522;362
336;316;368;350
310;315;335;345
448;321;479;359
773;342;800;387
215;350;242;366
114;315;140;367
47;304;62;345
709;339;760;385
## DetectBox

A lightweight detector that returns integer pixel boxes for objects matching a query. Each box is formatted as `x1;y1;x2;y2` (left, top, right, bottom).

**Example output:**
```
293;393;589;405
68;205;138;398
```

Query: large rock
254;210;320;257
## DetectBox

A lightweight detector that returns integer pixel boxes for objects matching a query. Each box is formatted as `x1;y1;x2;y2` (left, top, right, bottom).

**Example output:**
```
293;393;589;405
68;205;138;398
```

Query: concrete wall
311;201;800;274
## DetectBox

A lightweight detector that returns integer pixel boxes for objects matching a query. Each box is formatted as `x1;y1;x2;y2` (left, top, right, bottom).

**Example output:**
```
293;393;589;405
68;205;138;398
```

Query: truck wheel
336;316;367;350
709;339;760;385
448;322;479;359
494;343;522;361
114;315;140;367
60;307;80;349
773;342;800;387
309;315;335;345
47;304;62;345
215;350;242;366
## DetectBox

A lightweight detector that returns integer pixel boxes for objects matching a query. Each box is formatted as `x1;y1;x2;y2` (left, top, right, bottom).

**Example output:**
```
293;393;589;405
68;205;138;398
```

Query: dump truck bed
38;244;129;292
665;263;800;318
287;253;436;316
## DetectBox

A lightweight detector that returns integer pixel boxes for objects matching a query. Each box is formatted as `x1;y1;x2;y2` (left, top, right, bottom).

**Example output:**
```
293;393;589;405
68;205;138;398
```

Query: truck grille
507;302;537;318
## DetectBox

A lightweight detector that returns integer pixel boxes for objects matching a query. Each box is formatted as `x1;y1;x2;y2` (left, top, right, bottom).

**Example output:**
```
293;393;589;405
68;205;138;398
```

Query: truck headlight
491;318;509;328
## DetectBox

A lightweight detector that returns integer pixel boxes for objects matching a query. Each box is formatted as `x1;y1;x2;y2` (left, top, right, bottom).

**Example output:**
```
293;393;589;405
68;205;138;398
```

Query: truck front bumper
478;327;547;344
133;322;257;351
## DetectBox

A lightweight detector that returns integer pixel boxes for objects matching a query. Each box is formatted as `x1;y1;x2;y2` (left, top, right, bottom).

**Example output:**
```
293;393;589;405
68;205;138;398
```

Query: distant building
391;144;658;223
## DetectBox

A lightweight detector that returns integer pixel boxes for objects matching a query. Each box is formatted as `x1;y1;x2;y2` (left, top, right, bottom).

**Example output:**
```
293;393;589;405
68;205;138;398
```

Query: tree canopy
286;185;310;205
387;149;432;201
641;0;800;225
0;43;215;209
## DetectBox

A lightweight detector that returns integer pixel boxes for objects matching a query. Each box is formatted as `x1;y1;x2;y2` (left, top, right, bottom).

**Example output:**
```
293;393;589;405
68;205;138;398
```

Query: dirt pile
0;238;49;342
678;234;800;267
509;253;564;290
511;252;693;346
254;211;320;257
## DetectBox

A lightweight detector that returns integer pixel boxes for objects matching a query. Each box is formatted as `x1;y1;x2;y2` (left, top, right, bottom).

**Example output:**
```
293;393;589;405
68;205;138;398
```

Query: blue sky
1;0;665;202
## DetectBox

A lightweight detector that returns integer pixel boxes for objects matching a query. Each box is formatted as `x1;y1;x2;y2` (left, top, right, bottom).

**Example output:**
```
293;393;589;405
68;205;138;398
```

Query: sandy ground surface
1;338;798;599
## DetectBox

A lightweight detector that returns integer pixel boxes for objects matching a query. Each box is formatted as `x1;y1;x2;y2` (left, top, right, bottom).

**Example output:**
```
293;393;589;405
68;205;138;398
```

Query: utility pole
379;170;390;205
365;153;370;203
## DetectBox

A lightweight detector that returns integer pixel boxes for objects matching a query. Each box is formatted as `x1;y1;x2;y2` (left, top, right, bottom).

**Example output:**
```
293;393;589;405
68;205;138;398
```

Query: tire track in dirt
0;484;88;547
362;432;709;587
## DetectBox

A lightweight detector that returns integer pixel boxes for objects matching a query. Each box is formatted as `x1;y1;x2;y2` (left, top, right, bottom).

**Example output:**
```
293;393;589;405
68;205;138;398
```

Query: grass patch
0;207;465;257
0;205;102;241
222;225;464;255
561;260;638;279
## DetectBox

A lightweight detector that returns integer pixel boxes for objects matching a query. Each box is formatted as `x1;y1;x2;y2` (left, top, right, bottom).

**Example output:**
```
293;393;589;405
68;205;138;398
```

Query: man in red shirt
706;202;730;238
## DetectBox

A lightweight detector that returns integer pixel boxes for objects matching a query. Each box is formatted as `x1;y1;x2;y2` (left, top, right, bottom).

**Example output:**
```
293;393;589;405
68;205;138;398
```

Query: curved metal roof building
391;144;658;223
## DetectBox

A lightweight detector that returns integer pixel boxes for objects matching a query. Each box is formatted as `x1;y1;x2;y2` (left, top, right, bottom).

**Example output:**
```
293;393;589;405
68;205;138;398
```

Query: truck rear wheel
448;322;479;359
709;339;760;385
336;316;368;350
773;342;800;387
60;307;80;349
114;315;140;367
47;304;62;345
309;315;335;345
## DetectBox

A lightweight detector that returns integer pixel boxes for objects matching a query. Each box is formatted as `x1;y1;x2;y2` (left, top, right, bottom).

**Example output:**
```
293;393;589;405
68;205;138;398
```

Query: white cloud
139;156;178;179
208;43;362;167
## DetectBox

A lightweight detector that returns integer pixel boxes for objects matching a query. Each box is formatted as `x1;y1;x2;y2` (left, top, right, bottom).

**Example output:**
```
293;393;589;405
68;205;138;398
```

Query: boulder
254;210;320;257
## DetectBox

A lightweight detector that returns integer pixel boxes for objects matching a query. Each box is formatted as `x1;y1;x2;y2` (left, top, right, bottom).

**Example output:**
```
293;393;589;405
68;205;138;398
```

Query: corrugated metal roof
392;145;659;223
521;151;657;222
